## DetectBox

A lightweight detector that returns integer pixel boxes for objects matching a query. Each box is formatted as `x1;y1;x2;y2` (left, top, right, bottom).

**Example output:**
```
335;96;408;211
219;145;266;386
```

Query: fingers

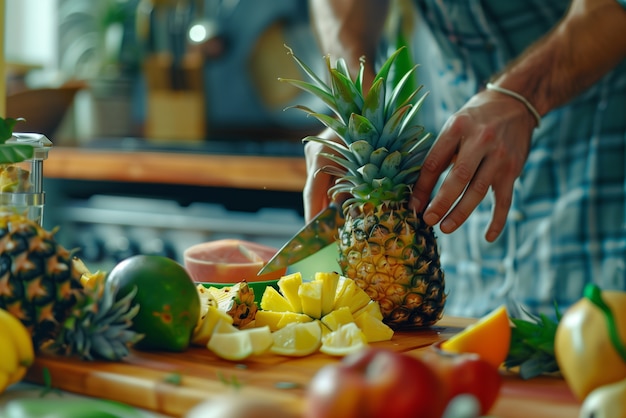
412;109;527;242
411;124;465;212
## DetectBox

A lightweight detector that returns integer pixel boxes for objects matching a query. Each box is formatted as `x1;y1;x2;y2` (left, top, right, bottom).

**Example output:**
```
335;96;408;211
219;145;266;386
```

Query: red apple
420;343;502;415
305;348;447;418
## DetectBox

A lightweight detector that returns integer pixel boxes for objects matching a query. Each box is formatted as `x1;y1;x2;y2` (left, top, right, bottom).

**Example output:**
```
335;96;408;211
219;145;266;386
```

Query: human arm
411;0;626;242
303;0;390;221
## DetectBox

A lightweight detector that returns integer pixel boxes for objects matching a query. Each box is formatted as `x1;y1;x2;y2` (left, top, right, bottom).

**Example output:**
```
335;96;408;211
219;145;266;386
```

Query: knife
257;203;345;276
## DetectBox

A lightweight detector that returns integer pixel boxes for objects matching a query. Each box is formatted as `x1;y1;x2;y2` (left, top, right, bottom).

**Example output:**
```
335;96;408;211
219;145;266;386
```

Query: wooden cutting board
24;317;581;418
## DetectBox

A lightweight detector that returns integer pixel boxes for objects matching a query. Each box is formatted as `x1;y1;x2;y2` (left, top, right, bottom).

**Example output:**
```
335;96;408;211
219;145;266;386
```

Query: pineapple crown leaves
0;117;35;164
54;280;143;361
504;303;562;380
279;45;434;207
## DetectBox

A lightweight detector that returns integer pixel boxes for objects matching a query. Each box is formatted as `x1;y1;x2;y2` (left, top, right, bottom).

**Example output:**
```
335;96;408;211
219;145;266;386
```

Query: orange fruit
440;305;511;368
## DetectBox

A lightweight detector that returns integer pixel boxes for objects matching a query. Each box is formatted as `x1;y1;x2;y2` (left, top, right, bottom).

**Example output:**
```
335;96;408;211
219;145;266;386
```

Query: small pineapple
0;214;141;360
280;47;446;328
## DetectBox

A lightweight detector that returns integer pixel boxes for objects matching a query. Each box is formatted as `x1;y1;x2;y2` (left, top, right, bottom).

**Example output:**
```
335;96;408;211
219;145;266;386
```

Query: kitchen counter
44;141;308;192
17;316;580;418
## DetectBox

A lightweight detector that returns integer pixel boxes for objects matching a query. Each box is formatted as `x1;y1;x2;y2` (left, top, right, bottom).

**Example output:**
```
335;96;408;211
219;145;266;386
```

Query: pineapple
280;46;446;328
203;281;258;328
0;214;141;360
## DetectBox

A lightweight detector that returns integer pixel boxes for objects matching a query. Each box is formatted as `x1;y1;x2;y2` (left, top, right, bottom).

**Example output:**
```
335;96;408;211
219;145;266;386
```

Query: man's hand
303;128;339;222
411;90;535;242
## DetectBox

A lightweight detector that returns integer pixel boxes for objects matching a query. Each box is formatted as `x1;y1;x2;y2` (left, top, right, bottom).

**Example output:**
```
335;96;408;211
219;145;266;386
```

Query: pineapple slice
270;321;322;357
260;286;293;312
334;278;371;313
354;311;394;343
192;305;234;346
320;322;368;357
298;280;323;319
277;272;303;312
320;306;355;332
314;271;340;317
255;311;312;332
354;300;385;321
207;325;273;361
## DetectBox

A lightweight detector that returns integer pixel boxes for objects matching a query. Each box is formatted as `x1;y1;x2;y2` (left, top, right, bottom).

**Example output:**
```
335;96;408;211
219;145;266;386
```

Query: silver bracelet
486;83;541;128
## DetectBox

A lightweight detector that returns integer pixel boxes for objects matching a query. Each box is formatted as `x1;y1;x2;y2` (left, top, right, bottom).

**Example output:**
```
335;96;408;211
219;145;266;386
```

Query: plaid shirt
405;0;626;318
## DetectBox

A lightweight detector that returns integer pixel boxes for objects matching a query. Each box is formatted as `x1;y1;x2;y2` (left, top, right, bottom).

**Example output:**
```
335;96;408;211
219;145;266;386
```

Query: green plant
0;117;34;164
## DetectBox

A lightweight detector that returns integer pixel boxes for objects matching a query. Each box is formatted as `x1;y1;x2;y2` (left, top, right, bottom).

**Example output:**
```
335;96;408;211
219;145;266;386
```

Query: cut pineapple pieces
354;311;394;343
192;306;234;346
270;321;322;357
320;306;354;332
260;286;293;312
320;322;368;356
277;272;303;312
257;271;394;352
255;310;313;332
207;324;273;361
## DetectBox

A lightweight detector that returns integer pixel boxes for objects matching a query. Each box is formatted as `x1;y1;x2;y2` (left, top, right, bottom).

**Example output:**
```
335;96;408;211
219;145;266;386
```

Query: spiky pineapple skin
0;214;82;348
338;203;445;329
0;215;141;360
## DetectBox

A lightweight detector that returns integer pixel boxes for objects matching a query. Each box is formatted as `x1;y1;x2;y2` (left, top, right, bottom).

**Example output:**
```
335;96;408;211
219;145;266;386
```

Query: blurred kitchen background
5;0;332;271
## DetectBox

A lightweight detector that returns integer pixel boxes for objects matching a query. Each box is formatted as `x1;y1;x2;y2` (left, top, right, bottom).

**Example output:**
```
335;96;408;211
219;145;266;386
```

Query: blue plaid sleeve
618;0;626;9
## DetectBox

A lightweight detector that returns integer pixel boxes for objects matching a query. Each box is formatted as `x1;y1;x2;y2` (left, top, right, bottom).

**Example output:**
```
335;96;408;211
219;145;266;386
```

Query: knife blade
257;204;345;276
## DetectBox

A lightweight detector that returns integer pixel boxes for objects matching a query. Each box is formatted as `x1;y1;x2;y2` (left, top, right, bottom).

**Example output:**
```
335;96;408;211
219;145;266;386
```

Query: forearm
308;0;390;76
491;0;626;116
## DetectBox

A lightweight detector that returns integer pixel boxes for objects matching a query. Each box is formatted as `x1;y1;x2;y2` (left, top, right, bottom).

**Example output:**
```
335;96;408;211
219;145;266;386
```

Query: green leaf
0;144;35;164
386;64;419;117
348;140;374;166
287;105;349;141
347;113;378;145
279;78;338;113
283;45;331;92
357;163;380;183
369;147;390;167
362;78;386;134
379;151;402;178
373;46;405;89
504;304;562;379
330;68;362;122
0;117;25;143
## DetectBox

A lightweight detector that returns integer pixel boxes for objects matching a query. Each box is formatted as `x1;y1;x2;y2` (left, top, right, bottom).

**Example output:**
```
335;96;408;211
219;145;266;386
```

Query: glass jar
0;133;52;224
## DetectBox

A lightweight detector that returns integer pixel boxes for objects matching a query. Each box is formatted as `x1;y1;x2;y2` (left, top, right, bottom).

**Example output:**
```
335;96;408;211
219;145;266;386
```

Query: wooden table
24;317;580;418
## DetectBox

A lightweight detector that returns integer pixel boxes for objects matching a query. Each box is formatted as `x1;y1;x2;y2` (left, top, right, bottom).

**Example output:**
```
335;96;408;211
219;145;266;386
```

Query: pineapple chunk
192;306;234;346
334;278;371;313
314;271;340;317
320;322;368;357
321;306;355;332
354;311;394;343
255;310;312;332
298;280;323;319
260;286;293;312
212;318;239;334
354;300;384;321
276;312;314;329
278;272;303;313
